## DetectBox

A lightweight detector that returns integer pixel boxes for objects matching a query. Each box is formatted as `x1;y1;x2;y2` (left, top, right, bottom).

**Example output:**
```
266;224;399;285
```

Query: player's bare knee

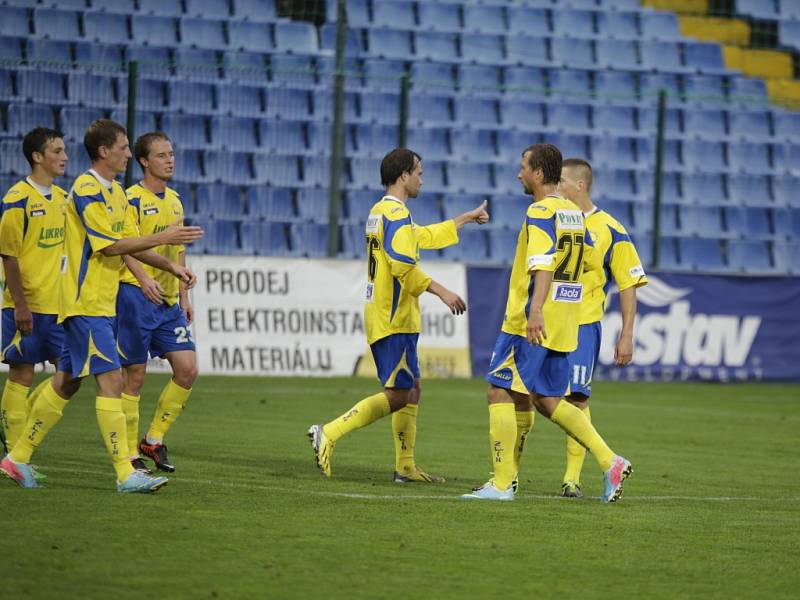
52;371;80;400
174;362;198;389
385;388;410;411
531;394;558;418
487;385;513;405
8;364;35;387
123;365;146;395
566;393;589;410
96;370;123;398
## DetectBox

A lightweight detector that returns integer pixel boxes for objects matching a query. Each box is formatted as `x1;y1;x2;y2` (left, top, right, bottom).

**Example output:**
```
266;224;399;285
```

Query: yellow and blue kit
0;178;67;364
58;171;136;378
117;183;194;365
364;196;458;389
567;207;648;396
487;195;593;397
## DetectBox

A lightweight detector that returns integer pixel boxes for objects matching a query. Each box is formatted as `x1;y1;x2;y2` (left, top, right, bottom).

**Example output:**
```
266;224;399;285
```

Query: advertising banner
466;267;800;383
188;256;470;378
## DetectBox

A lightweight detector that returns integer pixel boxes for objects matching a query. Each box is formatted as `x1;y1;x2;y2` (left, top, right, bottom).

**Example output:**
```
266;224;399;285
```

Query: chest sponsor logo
144;207;159;216
30;209;46;217
556;209;584;231
37;226;65;248
552;282;583;303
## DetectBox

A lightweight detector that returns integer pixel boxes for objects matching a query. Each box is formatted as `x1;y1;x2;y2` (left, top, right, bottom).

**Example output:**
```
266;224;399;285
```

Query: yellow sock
121;393;141;458
392;403;418;476
489;403;516;491
323;392;390;443
551;400;613;471
26;377;53;413
563;406;590;484
147;379;191;443
96;396;135;482
513;410;535;476
1;380;30;449
9;381;68;464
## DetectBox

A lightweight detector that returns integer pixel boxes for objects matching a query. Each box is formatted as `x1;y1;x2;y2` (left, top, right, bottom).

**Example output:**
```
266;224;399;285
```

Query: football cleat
602;455;633;503
138;439;175;473
307;424;334;477
393;466;446;483
0;455;39;489
131;457;152;474
461;481;514;501
117;470;168;494
30;464;47;482
561;481;583;498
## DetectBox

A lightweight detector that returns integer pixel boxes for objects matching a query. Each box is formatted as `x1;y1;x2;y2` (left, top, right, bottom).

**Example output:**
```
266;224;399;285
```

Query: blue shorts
567;322;602;398
1;309;64;365
116;283;195;366
58;316;120;378
486;332;569;398
370;333;420;390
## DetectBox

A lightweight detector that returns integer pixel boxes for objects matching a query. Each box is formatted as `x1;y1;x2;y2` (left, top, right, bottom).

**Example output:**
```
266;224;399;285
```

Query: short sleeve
74;191;120;253
608;223;647;291
525;210;557;272
0;194;27;258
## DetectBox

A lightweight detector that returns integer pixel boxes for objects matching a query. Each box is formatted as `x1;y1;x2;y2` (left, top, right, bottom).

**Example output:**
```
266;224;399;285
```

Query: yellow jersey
501;195;593;353
364;196;458;345
0;179;68;314
120;183;185;305
59;171;137;321
579;208;647;325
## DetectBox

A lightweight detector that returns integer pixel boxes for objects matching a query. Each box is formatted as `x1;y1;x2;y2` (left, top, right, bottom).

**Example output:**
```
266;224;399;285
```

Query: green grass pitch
1;374;798;599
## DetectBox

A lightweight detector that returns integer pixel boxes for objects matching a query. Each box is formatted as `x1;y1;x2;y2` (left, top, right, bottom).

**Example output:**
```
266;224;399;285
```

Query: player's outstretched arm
526;270;553;345
427;280;466;315
128;250;198;289
101;220;203;257
615;287;637;366
451;199;490;230
0;256;32;335
122;255;164;305
178;252;194;324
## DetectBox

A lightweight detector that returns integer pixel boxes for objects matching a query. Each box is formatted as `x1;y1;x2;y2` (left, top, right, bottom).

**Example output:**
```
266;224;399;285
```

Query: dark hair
380;148;422;187
22;127;64;168
562;157;593;192
84;119;127;162
134;131;172;171
522;143;562;185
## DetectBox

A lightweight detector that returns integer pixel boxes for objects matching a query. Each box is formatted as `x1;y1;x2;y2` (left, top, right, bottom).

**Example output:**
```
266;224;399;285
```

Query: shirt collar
383;195;405;204
584;206;600;218
25;177;52;198
88;169;113;189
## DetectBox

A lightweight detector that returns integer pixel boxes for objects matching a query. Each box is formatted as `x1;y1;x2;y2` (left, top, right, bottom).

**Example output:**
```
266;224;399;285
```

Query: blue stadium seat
411;62;456;93
592;169;636;201
0;37;23;63
489;195;528;229
640;10;682;41
638;105;682;138
319;24;363;57
275;21;319;55
593;106;637;135
222;50;266;84
727;174;772;206
461;34;505;65
240;222;290;256
552;9;595;39
636;235;676;269
463;5;506;35
683;109;727;141
174;48;220;81
311;90;358;122
415;161;447;194
415;32;459;62
772;111;800;143
17;71;65;103
547;103;591;133
270;54;317;89
505;35;551;68
772;143;799;177
736;0;779;19
679;238;725;271
354;123;396;157
180;18;227;51
340;222;366;258
126;46;172;79
728;142;771;174
683;140;726;172
728;110;772;142
0;8;29;38
596;40;639;70
131;15;179;47
217;84;263;117
682;173;726;205
487;228;516;263
450;129;494;161
296;188;330;222
168;81;215;114
780;0;800;19
729;77;769;108
372;0;415;30
185;0;230;19
171;149;204;182
196;184;244;218
109;108;157;139
228;21;272;53
84;12;129;45
725;206;772;239
590;137;636;169
33;9;80;41
454;97;499;128
640;41;687;73
362;59;405;90
634;171;681;204
458;64;501;94
635;138;681;170
325;0;369;27
0;69;16;102
67;73;119;108
403;127;446;160
418;3;462;33
596;11;639;41
772;207;800;238
210;116;258;151
548;134;590;160
262;120;308;155
138;0;183;17
133;79;166;110
506;7;550;37
409;94;452;126
0;139;30;176
367;28;411;59
161;113;209;148
682;74;726;107
345;189;382;222
659;204;683;236
779;21;800;52
307;121;339;156
409;195;443;224
728;240;772;273
772;241;799;274
551;38;595;70
503;67;548;97
205;151;254;184
499;100;546;130
639;73;682;103
75;41;124;70
598;200;633;229
448;163;493;194
26;39;72;71
493;163;522;194
594;71;637;105
290;223;328;257
205;220;240;255
441;229;489;263
548;69;591;100
684;42;729;75
360;91;401;125
183;216;209;254
349;157;381;188
253;155;300;186
247;187;295;221
59;107;106;141
684;205;726;237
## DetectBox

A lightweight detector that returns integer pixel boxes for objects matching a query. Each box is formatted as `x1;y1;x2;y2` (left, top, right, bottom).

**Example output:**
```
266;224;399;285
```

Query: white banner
188;256;470;378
